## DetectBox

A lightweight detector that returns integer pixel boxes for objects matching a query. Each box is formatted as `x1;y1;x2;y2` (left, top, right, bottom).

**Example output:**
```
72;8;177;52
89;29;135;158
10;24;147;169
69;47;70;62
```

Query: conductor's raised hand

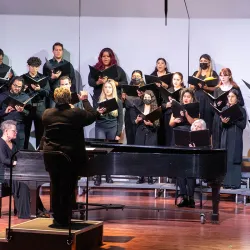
78;90;88;100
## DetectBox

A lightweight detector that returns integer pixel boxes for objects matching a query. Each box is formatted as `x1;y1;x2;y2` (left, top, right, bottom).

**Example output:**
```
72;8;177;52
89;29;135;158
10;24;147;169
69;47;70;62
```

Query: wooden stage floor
1;187;250;250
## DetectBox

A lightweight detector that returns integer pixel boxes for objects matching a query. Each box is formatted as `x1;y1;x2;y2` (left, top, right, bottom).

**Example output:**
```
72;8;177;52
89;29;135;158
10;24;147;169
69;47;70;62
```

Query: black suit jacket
42;100;98;174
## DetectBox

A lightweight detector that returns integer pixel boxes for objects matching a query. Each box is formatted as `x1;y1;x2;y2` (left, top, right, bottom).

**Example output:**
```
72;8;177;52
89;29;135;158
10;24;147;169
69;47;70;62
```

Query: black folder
89;65;118;81
70;92;80;105
210;103;243;122
138;83;158;93
159;87;181;102
172;100;199;119
0;67;12;82
174;129;210;147
122;85;139;96
134;106;162;122
4;94;38;108
98;98;119;114
204;90;229;109
45;58;71;76
242;79;250;89
0;82;8;90
22;75;48;88
145;73;173;85
188;76;218;87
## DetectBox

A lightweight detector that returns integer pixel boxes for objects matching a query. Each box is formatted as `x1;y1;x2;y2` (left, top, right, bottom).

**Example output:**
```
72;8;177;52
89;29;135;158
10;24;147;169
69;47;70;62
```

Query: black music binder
172;100;199;118
4;94;38;108
98;98;119;114
210;103;243;122
145;73;173;85
22;75;48;88
134;106;162;122
188;76;217;87
89;65;118;81
174;129;210;147
122;85;139;96
45;58;71;76
159;87;181;102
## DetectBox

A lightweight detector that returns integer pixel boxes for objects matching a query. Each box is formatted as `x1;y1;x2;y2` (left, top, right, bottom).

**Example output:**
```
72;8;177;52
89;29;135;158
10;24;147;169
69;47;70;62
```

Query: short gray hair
191;119;206;131
1;120;17;132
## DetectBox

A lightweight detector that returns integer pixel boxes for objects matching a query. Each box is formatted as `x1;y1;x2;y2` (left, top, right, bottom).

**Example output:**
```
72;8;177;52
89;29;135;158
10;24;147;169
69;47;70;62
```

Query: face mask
200;63;209;70
143;99;151;105
130;78;141;85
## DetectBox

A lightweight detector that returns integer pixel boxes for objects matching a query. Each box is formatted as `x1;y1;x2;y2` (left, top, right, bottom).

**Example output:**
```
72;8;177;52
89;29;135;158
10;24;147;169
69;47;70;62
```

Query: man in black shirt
22;57;50;149
43;42;76;107
0;49;14;92
0;76;30;149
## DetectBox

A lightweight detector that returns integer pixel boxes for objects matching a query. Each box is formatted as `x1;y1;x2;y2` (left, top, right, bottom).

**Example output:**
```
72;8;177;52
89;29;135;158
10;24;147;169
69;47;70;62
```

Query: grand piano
3;143;227;223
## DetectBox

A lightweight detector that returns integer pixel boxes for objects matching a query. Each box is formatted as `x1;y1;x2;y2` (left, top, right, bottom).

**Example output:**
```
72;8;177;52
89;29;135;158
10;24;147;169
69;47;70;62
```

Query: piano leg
30;189;38;217
210;181;221;224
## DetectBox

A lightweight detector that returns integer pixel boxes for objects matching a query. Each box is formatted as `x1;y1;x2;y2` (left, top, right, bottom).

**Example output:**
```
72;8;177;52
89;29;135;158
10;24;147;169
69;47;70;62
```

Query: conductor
41;87;99;226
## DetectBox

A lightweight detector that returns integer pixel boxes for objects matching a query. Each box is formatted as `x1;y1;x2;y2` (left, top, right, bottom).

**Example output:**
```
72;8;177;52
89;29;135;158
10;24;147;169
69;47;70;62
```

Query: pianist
41;87;100;226
176;119;207;208
0;120;31;218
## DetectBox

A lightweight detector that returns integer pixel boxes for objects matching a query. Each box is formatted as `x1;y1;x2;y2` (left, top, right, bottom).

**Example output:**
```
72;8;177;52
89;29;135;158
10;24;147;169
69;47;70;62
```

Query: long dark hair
131;70;143;78
172;72;185;88
151;58;168;75
144;90;158;111
94;48;118;70
227;88;241;105
179;88;196;104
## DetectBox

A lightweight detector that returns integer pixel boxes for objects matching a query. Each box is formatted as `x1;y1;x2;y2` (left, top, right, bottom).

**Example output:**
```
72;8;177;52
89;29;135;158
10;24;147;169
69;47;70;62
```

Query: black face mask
200;63;209;70
130;78;141;85
143;99;151;105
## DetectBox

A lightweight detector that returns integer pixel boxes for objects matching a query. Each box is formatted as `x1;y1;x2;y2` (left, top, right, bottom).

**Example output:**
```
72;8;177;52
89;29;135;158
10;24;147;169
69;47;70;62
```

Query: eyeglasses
8;129;18;133
13;83;22;89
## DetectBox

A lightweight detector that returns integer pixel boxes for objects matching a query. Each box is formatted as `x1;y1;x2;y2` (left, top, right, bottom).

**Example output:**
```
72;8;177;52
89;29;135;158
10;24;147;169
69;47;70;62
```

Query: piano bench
0;183;17;218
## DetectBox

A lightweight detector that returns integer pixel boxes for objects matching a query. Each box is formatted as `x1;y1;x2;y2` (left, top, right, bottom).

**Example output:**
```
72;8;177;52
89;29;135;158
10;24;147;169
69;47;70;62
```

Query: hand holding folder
172;100;199;119
210;103;243;122
121;85;139;96
145;73;173;86
0;67;12;82
98;98;119;114
45;58;71;76
4;93;38;109
188;76;217;88
22;75;48;89
174;129;210;147
134;106;162;122
89;65;118;81
159;86;181;102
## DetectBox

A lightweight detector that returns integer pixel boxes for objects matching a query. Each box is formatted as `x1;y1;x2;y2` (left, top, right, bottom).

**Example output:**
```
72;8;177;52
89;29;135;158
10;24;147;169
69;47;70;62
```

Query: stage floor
0;187;250;250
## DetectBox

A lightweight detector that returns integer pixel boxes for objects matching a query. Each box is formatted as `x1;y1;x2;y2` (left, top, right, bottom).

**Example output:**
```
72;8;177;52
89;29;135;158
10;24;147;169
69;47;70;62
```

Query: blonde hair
99;79;118;117
195;57;213;78
54;87;71;104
